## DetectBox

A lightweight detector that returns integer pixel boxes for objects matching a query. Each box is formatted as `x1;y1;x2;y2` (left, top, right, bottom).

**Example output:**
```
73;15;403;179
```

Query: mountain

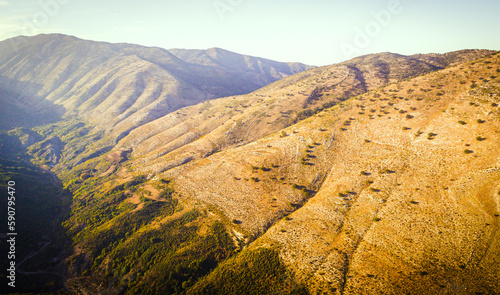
0;34;499;294
115;50;494;176
183;52;500;294
0;34;311;138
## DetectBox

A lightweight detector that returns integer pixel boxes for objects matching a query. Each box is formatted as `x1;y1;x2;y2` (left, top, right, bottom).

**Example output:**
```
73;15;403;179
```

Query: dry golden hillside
161;52;500;294
117;50;493;175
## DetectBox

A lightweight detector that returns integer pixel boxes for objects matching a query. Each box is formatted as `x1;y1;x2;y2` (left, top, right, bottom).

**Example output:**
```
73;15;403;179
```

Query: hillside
182;51;500;294
115;50;494;175
0;34;310;139
1;38;499;294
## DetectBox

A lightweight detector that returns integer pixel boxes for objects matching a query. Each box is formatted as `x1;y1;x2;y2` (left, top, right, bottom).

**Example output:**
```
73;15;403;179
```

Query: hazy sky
0;0;499;66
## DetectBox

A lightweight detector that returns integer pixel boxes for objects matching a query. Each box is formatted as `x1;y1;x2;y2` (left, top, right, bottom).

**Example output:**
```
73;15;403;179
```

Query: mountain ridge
0;34;311;139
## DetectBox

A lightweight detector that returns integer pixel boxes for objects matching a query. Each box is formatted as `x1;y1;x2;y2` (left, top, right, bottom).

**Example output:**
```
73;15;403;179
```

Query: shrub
477;119;486;123
458;120;467;125
373;217;381;222
464;149;474;154
380;169;395;174
476;136;486;141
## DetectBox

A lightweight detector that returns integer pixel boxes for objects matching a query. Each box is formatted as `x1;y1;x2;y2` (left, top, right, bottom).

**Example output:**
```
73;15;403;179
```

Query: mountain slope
2;37;499;294
182;52;500;294
0;34;311;141
115;50;495;176
43;49;499;294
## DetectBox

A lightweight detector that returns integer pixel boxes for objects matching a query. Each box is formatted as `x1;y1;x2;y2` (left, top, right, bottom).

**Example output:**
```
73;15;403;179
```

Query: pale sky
0;0;499;66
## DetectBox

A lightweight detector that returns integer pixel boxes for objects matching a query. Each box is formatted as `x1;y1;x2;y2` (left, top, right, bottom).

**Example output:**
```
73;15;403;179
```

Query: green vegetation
187;247;306;295
458;120;467;125
296;99;337;122
64;170;240;294
464;149;474;154
123;218;236;294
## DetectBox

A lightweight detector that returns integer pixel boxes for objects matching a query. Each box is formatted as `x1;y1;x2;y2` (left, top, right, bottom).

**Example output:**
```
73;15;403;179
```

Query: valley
0;34;499;294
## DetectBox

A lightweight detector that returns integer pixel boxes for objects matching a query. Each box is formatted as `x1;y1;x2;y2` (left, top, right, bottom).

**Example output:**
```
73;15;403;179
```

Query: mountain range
0;34;499;294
